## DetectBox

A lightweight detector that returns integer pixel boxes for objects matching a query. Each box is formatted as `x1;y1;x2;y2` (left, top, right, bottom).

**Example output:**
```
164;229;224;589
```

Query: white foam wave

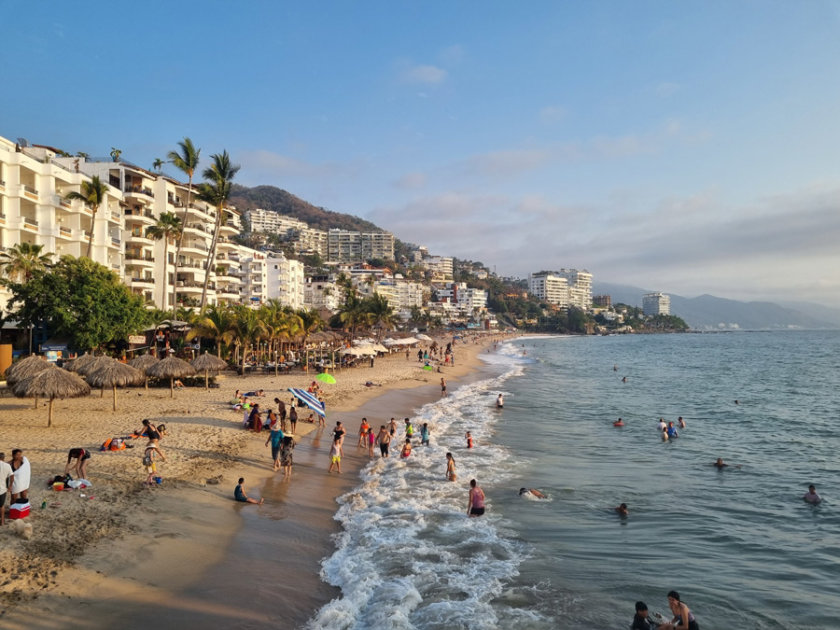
307;353;551;629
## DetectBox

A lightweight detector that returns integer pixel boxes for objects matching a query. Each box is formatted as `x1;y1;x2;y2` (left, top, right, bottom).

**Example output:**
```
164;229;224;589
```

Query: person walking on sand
358;417;370;447
446;452;457;482
288;405;298;435
143;439;166;485
280;436;295;478
467;479;486;517
328;437;342;474
65;448;91;480
440;377;447;397
234;478;264;505
376;425;392;458
274;398;288;432
266;424;285;472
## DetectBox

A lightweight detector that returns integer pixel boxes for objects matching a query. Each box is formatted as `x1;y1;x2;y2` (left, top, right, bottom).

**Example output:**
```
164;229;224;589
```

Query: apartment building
327;229;394;263
642;292;671;316
436;282;488;314
266;252;305;309
528;269;593;310
422;256;454;281
238;251;268;306
304;276;341;312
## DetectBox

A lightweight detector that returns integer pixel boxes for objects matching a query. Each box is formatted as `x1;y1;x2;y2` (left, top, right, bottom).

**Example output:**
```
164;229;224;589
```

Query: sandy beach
0;333;509;629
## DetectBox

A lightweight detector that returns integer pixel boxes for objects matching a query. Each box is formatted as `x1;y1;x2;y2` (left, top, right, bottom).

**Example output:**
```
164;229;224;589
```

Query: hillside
594;282;839;330
230;184;382;233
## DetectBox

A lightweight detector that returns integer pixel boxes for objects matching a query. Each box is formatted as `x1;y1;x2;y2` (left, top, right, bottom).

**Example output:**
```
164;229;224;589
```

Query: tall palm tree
229;304;265;376
296;307;323;348
197;151;239;309
152;158;164;172
110;147;122;162
186;304;235;357
167;138;200;313
65;175;109;259
146;212;182;309
365;293;396;340
0;242;53;284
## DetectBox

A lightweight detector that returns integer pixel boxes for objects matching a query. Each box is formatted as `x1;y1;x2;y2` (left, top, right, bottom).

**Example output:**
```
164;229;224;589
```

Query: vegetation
146;212;182;309
5;256;150;352
167;137;201;313
64;175;109;259
0;242;53;283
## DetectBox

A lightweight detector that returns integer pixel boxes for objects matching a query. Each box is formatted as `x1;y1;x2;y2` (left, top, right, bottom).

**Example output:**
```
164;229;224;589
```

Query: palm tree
65;175;109;259
186;304;235;357
229;304;265;376
146;212;182;309
296;307;323;347
152;158;164;172
167;138;201;313
0;242;53;284
110;147;122;162
365;293;396;340
197;151;239;309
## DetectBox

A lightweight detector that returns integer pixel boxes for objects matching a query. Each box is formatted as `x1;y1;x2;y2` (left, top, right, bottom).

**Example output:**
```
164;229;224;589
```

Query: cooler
9;501;30;519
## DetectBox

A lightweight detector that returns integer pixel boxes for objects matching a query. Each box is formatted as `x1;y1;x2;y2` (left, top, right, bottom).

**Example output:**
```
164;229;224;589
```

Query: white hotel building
528;269;593;310
642;292;671;316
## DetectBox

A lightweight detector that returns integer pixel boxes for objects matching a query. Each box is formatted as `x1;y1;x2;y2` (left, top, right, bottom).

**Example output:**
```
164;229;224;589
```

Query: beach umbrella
316;372;336;385
288;387;326;417
4;355;51;385
145;355;196;398
422;365;434;371
12;364;91;427
128;353;160;389
191;351;229;390
85;360;143;411
416;334;433;342
64;352;96;373
75;356;114;378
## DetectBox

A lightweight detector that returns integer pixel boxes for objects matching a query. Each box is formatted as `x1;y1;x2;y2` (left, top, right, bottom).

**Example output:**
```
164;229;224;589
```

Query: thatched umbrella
65;353;96;373
191;351;229;390
86;361;143;411
128;354;160;390
5;355;50;385
75;356;117;397
13;365;91;427
146;356;196;398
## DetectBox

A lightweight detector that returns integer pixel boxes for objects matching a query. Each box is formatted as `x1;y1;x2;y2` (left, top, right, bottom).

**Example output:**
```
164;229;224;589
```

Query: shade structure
415;334;433;341
288;387;325;417
64;352;96;373
85;360;143;411
129;354;160;389
75;356;115;378
145;356;196;398
4;355;50;385
316;372;336;385
13;364;91;427
191;351;229;389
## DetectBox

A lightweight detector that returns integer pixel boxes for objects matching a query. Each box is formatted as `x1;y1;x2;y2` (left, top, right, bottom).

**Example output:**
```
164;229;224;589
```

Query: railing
111;237;121;246
125;253;155;262
22;184;39;196
124;185;154;198
59;226;72;236
59;197;71;208
23;217;39;227
132;277;154;284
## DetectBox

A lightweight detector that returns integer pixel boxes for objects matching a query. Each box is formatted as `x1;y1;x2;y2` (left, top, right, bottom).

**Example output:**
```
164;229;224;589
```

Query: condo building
528;269;593;310
642;292;671;316
326;229;394;263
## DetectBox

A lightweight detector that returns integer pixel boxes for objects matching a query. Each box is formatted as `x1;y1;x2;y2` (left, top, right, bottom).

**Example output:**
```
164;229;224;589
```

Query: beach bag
142;453;153;466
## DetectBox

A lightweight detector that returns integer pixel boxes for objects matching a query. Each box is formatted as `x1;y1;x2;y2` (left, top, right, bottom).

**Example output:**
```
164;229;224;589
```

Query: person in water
657;418;667;432
678;416;686;429
400;438;412;458
446;453;457;482
658;590;699;630
803;484;822;504
714;458;728;469
465;431;474;449
631;601;655;630
496;393;504;408
519;488;546;499
615;503;629;516
467;479;486;517
666;422;679;438
614;418;624;427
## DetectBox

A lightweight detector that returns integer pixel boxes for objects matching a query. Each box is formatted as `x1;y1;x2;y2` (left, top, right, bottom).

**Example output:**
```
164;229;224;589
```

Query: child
420;423;430;446
143;439;166;485
358;417;370;447
367;427;376;458
234;477;264;505
400;438;412;458
328;437;342;474
466;431;474;449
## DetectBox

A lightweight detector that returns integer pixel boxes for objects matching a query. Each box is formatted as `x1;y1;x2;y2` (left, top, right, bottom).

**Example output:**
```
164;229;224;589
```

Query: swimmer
714;458;728;469
465;431;474;449
519;488;546;499
613;418;625;427
657;418;667;432
662;429;669;442
496;393;504;408
678;416;686;429
803;484;822;504
615;503;628;516
622;376;628;383
734;399;739;405
446;453;457;481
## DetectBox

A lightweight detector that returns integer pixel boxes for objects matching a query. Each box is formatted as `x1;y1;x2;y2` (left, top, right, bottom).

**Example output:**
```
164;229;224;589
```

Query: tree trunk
112;385;118;411
199;204;223;309
161;240;169;310
86;205;98;259
48;397;54;427
171;178;193;316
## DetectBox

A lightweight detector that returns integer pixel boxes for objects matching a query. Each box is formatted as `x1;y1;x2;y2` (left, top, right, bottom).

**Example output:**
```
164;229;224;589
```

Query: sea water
308;331;840;629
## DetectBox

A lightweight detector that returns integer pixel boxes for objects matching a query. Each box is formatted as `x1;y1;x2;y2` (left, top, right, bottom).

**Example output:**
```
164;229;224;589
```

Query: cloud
399;64;448;85
459;148;554;177
393;172;427;190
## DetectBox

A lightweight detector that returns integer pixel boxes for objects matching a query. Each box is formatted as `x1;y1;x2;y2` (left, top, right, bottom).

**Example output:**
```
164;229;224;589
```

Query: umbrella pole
205;369;209;390
33;396;38;409
112;385;118;412
170;377;175;398
145;376;149;390
101;387;105;398
48;397;54;427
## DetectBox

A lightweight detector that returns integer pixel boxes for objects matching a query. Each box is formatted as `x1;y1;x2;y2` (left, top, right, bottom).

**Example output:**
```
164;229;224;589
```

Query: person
249;404;262;433
467;479;485;517
520;488;546;499
366;427;376;458
614;364;618;372
420;423;430;446
615;503;629;516
667;421;679;439
658;591;699;630
135;419;160;441
440;377;447;397
275;398;288;432
265;424;285;472
622;376;628;383
358;418;370;447
328;437;342;474
244;389;265;397
803;484;822;504
496;393;504;408
662;428;669;442
614;418;625;427
289;405;298;435
400;438;412;459
280;436;295;478
173;379;185;389
657;418;667;432
417;349;423;362
0;453;14;526
266;408;279;431
376;425;391;458
143;439;166;485
10;450;30;501
157;424;168;438
446;453;457;482
466;431;474;449
678;416;686;429
714;458;728;469
631;601;654;630
404;418;415;440
388;417;397;438
234;477;264;504
65;448;91;479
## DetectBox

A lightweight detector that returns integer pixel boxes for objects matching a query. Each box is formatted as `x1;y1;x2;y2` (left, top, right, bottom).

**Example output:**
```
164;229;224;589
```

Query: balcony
124;208;156;223
22;217;39;231
111;237;121;247
57;226;73;239
131;277;155;286
125;252;155;265
126;233;154;245
124;185;154;198
22;184;39;200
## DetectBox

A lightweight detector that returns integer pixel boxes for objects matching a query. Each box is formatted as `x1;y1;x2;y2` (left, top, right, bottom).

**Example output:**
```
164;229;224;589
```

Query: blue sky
3;1;840;306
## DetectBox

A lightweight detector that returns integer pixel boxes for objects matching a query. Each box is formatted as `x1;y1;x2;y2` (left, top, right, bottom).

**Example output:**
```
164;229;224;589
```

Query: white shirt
0;461;13;494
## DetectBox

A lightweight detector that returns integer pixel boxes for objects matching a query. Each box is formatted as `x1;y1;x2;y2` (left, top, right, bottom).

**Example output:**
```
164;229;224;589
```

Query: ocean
307;331;840;629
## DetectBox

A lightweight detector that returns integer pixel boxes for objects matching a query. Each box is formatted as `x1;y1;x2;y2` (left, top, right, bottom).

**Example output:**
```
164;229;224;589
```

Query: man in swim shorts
467;479;485;517
803;484;822;504
376;425;391;457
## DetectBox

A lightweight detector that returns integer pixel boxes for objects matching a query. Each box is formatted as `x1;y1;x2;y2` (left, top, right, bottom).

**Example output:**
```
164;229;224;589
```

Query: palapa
128;354;160;389
85;360;143;411
191;351;229;390
4;355;51;385
64;353;96;373
146;355;196;398
13;365;91;427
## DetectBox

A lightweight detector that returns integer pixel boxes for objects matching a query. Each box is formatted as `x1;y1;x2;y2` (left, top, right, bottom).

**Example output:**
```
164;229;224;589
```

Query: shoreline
0;334;510;628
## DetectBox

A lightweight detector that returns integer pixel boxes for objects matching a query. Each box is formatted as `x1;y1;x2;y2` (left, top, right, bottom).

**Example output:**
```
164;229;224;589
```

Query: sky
2;1;840;307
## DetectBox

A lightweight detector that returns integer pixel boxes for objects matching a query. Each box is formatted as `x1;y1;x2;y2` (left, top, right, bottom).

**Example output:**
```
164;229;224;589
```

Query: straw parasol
129;354;160;389
191;351;229;390
146;355;196;398
64;353;96;373
13;364;91;427
85;360;143;411
4;355;51;385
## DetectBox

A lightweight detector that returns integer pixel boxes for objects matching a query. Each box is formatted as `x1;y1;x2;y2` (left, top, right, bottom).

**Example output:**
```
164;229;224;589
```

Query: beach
0;334;507;629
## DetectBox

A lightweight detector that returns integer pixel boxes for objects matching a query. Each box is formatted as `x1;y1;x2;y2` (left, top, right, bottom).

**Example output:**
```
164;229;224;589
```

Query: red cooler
9;501;30;519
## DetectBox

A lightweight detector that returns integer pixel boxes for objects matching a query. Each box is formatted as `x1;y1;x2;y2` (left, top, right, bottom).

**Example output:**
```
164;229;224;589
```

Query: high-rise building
643;292;670;316
528;269;592;309
326;229;394;263
266;252;305;309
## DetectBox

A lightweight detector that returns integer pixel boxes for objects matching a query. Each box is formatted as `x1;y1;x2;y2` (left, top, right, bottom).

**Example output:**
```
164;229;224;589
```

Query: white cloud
400;64;448;85
393;171;428;190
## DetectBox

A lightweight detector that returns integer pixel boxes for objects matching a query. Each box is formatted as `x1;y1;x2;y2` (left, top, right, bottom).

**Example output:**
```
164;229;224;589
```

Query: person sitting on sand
400;439;412;459
65;448;91;480
234;478;264;505
173;379;185;389
230;389;242;404
520;488;546;499
803;484;822;504
615;503;629;516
